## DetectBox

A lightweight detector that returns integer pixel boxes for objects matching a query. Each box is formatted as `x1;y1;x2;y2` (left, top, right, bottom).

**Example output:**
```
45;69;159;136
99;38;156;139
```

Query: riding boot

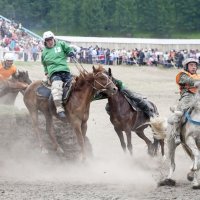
51;80;66;119
54;100;66;119
135;99;155;118
173;111;183;145
122;89;155;118
173;122;181;145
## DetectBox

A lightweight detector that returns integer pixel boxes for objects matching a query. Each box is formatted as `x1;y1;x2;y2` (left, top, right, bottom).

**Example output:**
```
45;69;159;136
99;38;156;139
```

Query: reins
72;57;113;91
72;57;88;78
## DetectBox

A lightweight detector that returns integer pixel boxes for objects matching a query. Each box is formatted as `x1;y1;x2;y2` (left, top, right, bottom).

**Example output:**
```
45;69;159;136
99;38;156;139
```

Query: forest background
1;0;200;38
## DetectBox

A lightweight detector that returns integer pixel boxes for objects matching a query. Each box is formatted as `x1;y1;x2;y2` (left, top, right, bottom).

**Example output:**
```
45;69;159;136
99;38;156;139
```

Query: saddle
36;80;73;101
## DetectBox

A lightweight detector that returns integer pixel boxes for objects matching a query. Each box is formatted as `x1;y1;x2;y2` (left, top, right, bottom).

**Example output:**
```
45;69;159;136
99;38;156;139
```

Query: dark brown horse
107;68;165;157
23;66;117;160
0;70;31;105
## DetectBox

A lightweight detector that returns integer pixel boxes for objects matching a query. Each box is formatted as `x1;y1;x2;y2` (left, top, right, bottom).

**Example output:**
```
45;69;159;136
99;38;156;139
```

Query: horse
158;83;200;189
0;70;32;105
23;66;118;160
106;68;165;157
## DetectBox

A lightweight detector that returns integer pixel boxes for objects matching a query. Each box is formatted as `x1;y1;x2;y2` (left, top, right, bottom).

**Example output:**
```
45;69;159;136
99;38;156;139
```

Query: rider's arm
179;73;195;86
60;41;74;56
41;54;48;75
114;78;125;90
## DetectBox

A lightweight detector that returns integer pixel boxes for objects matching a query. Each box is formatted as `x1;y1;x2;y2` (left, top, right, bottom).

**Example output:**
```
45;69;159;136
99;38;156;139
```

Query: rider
0;52;17;81
41;31;75;119
170;57;200;145
94;76;155;118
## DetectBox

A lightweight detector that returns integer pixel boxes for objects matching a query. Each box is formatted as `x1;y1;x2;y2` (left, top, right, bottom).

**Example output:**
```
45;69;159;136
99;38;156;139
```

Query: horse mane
74;65;105;91
12;69;32;84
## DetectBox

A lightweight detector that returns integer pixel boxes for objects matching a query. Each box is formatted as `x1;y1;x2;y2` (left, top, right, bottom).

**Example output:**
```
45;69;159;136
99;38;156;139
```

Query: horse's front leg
45;113;64;154
158;134;177;187
185;136;200;189
73;122;86;161
29;110;48;154
125;130;132;155
114;127;126;153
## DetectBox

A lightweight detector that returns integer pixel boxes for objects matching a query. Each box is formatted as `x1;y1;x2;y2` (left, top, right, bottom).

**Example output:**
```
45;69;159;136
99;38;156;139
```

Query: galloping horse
159;83;200;189
0;70;31;105
107;68;165;156
23;66;117;160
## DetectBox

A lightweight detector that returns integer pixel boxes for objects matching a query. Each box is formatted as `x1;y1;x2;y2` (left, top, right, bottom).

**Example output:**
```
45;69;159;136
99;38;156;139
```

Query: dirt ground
0;62;199;200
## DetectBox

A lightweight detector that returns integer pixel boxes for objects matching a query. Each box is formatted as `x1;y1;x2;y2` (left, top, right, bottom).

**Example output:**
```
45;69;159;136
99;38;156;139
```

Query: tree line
1;0;200;38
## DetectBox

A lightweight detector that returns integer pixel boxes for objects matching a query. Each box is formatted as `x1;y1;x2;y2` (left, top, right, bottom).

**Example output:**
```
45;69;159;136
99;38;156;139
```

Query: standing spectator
31;44;38;61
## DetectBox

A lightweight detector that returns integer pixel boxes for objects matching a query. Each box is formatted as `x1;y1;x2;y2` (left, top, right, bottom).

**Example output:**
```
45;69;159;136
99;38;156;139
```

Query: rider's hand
68;52;75;58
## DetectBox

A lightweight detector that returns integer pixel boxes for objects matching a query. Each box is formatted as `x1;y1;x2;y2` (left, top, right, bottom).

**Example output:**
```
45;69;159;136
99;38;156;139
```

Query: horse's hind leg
114;127;126;153
135;130;153;156
152;138;165;157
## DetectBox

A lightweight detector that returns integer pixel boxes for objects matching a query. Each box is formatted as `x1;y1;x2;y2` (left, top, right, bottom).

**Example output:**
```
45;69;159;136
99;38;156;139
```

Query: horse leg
185;136;200;188
114;127;126;153
44;113;64;153
73;122;86;161
135;130;153;156
125;130;132;155
159;139;165;157
167;135;177;179
152;138;165;157
29;109;48;153
158;134;177;187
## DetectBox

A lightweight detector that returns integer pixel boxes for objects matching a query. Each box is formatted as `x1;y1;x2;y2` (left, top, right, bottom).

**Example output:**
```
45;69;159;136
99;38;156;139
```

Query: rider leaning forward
0;52;17;81
42;31;75;119
169;57;200;145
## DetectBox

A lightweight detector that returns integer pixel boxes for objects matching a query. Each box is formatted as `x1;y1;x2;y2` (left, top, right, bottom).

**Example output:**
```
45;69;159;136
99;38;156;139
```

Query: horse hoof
192;185;200;190
187;172;194;182
158;178;176;187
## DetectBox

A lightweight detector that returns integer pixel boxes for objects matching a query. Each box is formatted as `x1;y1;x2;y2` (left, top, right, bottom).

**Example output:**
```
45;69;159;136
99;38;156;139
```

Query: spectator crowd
75;46;200;69
0;17;43;62
1;16;200;69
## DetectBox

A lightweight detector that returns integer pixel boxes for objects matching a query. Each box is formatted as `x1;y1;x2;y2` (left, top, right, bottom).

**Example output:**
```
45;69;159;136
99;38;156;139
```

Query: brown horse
107;68;165;156
23;66;117;160
0;70;31;105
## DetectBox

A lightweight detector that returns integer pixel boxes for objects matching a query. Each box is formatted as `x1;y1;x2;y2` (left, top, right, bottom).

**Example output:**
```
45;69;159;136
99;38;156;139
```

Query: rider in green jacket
42;31;75;119
94;76;155;118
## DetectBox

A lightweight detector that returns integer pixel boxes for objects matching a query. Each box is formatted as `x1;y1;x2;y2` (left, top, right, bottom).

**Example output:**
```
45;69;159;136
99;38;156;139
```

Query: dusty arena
0;62;199;200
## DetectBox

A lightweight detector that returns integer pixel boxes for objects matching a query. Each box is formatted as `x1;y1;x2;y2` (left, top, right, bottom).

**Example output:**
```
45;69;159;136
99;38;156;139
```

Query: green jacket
113;78;125;90
41;40;73;78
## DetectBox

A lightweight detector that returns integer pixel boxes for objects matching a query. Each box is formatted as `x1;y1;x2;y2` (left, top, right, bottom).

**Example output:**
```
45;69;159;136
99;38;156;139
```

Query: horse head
13;69;32;85
92;65;117;95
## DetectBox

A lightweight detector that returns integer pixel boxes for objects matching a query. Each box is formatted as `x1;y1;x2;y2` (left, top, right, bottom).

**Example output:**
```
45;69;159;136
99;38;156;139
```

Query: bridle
93;71;113;91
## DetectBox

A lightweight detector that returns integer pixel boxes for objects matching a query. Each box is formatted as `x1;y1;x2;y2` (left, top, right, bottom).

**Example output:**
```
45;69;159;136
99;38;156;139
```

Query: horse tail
149;116;167;140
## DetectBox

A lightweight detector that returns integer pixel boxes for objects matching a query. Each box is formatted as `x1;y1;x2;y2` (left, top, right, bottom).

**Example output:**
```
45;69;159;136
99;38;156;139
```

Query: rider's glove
68;52;75;58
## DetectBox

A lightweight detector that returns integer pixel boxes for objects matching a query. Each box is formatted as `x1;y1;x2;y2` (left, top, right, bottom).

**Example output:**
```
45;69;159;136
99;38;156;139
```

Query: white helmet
43;31;55;40
4;52;15;61
183;57;198;71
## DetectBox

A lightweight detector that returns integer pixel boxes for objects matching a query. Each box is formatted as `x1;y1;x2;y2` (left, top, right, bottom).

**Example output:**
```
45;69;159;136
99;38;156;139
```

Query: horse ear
108;68;112;77
92;65;96;72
